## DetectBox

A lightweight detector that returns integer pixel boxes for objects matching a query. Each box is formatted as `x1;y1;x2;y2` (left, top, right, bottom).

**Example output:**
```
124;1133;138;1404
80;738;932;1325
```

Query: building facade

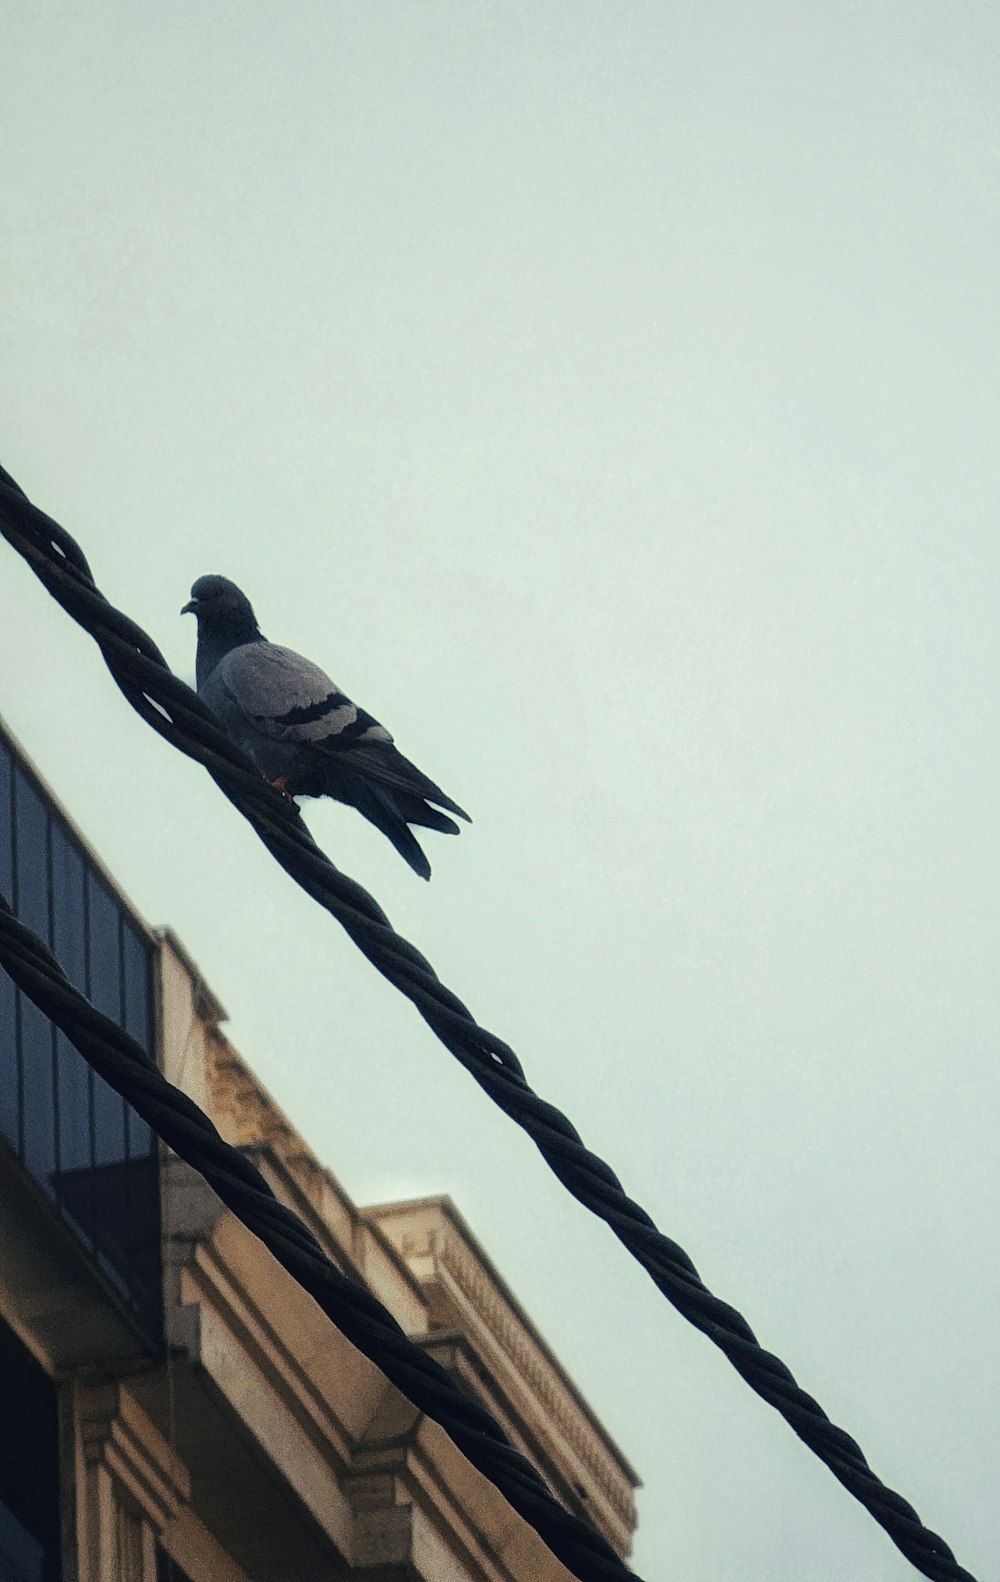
0;718;639;1582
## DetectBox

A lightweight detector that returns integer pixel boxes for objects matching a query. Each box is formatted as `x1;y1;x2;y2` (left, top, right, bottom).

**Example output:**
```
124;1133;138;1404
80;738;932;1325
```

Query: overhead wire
0;890;639;1582
0;463;979;1582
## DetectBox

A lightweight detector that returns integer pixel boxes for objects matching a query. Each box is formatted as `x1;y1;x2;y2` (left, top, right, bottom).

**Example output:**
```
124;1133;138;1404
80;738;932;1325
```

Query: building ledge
364;1197;638;1554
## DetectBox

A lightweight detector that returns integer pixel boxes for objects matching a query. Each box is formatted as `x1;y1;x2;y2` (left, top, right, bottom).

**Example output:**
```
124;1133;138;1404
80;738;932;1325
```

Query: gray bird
182;575;469;879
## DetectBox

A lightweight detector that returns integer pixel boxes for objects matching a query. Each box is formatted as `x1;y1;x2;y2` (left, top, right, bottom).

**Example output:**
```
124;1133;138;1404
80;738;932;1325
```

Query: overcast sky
2;4;998;1578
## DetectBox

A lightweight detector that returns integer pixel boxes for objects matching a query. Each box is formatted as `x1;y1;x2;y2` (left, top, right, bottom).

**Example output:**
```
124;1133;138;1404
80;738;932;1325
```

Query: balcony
0;721;161;1337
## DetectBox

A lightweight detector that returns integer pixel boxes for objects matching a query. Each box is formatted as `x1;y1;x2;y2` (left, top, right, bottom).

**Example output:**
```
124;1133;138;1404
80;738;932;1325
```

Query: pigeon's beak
180;598;199;616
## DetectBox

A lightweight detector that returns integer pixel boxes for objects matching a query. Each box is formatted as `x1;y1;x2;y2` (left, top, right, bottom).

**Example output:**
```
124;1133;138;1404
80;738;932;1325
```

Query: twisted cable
0;892;639;1582
0;463;977;1582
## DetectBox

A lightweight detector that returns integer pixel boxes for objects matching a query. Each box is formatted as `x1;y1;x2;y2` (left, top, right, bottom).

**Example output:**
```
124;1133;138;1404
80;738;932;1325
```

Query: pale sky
2;4;998;1578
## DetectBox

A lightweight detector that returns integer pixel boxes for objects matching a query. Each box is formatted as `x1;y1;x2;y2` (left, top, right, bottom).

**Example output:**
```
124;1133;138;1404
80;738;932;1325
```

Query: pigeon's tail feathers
352;782;433;880
312;739;470;877
391;796;462;835
407;768;470;825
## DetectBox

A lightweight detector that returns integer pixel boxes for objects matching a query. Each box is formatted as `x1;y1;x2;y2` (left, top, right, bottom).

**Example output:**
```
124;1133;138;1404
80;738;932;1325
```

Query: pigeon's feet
267;775;298;803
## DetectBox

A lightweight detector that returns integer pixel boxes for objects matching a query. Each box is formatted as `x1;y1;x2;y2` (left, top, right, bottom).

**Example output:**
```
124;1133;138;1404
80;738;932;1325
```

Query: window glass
53;1033;93;1176
50;823;86;990
0;1316;60;1582
0;742;12;900
0;973;16;1152
0;739;14;1145
85;876;127;1166
12;771;49;943
121;919;152;1048
91;1074;126;1167
0;1495;44;1582
49;824;94;1175
20;1000;56;1191
0;744;17;1148
156;1549;194;1582
121;920;154;1156
12;775;55;1186
85;874;119;1018
1;733;162;1338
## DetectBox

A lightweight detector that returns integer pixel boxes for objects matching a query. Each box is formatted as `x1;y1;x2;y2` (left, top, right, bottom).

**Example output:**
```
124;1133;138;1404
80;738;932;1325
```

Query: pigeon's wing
213;642;470;838
215;643;393;748
333;740;470;821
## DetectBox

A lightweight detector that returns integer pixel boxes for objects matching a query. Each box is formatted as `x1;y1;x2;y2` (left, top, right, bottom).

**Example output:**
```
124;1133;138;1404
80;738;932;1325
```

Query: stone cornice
439;1232;635;1522
364;1198;639;1549
196;1028;430;1327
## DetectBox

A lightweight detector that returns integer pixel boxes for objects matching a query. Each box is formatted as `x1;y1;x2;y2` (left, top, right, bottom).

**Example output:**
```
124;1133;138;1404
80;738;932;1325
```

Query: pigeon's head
181;576;260;638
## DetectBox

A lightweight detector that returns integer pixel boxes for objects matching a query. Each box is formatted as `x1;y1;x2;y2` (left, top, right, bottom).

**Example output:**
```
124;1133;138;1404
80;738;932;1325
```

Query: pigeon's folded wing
216;643;393;748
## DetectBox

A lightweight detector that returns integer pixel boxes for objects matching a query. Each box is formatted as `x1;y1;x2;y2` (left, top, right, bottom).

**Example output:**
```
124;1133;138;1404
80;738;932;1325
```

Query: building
0;717;640;1582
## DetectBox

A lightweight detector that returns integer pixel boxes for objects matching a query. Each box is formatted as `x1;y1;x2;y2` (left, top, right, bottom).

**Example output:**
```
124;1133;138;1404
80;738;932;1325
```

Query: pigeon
182;575;469;879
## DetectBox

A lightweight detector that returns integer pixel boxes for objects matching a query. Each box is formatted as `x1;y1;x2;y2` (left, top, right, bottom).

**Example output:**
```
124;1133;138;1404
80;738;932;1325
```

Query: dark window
0;743;12;897
12;771;48;940
122;919;154;1157
85;872;119;1018
19;1000;56;1190
156;1550;195;1582
0;744;14;1151
0;722;161;1335
12;772;56;1191
0;1318;60;1582
0;969;15;1154
50;826;92;1178
86;875;128;1169
0;1502;43;1582
49;824;86;989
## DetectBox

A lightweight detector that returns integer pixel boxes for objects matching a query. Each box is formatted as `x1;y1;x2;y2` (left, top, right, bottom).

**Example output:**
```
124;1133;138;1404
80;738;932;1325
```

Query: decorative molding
431;1229;635;1530
79;1382;190;1531
207;1047;294;1151
203;1044;351;1245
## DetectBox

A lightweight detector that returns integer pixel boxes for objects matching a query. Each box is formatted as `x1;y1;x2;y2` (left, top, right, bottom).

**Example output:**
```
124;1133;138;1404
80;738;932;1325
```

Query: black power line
0;463;978;1582
0;891;639;1582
